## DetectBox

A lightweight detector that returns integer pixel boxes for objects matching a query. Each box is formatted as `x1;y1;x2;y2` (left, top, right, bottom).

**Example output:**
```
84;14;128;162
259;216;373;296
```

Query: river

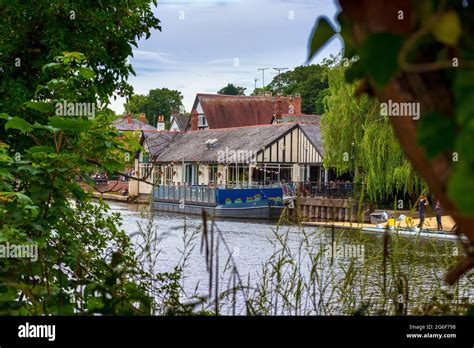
108;201;473;315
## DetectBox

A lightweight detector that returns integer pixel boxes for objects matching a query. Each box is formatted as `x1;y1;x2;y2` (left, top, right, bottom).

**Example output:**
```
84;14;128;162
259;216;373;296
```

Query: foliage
308;0;474;281
217;83;246;96
266;65;330;115
322;62;425;202
0;52;159;314
0;0;160;116
124;88;184;126
250;86;273;96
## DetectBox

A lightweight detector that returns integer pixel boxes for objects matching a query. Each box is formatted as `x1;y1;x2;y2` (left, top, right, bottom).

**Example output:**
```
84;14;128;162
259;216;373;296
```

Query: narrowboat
151;185;284;219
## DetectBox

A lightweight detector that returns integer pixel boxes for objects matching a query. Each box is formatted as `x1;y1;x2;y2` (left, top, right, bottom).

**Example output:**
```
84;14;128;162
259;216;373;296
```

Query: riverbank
91;192;128;202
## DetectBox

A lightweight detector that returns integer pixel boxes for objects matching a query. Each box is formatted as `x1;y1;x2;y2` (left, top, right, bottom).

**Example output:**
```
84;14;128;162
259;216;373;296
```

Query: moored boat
151;185;284;219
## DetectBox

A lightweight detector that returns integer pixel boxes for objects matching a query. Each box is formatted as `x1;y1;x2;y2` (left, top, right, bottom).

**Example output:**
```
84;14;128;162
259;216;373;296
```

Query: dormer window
198;114;208;128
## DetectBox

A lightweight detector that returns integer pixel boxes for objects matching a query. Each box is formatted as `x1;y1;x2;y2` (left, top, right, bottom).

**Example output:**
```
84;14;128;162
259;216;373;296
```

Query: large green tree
322;63;424;203
267;65;330;114
0;0;160;113
217;83;246;96
124;88;183;126
0;1;166;314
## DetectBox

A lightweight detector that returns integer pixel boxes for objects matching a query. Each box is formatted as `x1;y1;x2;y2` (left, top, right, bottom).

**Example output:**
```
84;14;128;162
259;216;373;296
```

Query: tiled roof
275;114;321;124
143;122;323;162
171;114;190;131
192;94;292;129
112;117;156;131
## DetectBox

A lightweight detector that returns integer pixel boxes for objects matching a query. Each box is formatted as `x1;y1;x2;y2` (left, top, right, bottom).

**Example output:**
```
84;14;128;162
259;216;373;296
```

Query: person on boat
417;194;429;229
435;200;443;230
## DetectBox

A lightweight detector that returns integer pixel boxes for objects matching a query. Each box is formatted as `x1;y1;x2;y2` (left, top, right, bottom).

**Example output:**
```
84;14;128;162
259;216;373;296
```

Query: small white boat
361;226;464;241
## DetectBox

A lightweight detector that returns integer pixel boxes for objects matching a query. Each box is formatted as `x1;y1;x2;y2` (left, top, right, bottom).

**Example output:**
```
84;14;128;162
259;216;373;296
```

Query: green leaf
48;117;91;131
24;101;53;113
28;145;55;153
41;62;61;72
78;67;96;80
0;113;11;120
336;13;355;59
454;119;474;163
360;33;404;87
62;52;86;61
448;161;474;215
308;16;337;62
102;159;124;173
14;192;33;205
453;69;474;125
5;117;33;133
416;111;456;159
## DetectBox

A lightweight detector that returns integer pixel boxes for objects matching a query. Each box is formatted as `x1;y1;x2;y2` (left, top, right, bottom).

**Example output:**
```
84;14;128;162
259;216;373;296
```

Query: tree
0;53;152;314
0;1;160;115
217;83;246;96
124;88;183;126
0;0;166;314
309;0;474;283
268;65;329;114
250;86;273;96
322;62;424;203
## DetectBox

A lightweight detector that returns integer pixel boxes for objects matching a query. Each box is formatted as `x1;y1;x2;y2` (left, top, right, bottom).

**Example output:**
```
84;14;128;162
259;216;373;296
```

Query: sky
110;0;342;114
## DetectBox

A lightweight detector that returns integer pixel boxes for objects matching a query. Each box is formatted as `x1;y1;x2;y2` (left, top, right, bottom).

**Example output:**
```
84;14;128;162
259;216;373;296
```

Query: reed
131;204;472;316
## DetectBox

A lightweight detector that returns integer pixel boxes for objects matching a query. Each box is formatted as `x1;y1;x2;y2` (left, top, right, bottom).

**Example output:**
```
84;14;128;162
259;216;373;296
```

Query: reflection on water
108;201;473;315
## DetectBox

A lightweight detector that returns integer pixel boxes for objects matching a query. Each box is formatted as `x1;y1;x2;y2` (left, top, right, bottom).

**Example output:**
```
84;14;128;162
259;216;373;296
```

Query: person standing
418;195;429;229
435;200;443;230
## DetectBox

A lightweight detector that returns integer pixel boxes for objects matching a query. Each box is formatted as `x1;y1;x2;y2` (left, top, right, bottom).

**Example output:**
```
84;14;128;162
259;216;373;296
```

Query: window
227;164;249;186
208;164;218;184
184;164;198;185
139;163;153;180
164;165;173;185
198;114;208;128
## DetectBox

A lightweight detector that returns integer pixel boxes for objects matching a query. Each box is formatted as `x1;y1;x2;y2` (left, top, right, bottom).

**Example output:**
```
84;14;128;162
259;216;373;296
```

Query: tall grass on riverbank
131;206;473;316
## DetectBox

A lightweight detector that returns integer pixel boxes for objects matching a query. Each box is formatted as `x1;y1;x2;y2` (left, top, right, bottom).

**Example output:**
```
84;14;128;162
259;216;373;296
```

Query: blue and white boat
151;185;284;219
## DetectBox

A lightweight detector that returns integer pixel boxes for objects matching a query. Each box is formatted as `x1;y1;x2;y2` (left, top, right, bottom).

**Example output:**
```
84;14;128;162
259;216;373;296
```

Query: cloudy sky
110;0;342;114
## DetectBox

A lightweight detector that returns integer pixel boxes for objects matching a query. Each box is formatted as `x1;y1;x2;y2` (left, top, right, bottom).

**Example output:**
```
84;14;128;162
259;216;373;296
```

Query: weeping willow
321;64;425;203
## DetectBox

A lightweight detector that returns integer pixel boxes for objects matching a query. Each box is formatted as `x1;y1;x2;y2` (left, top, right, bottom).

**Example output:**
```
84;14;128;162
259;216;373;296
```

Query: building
112;113;158;131
129;122;326;197
175;93;319;131
169;114;190;132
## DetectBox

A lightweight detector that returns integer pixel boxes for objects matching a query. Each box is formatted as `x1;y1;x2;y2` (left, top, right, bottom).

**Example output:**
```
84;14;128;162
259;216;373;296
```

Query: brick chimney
139;113;147;124
289;95;302;114
274;95;282;120
191;109;198;130
125;112;132;124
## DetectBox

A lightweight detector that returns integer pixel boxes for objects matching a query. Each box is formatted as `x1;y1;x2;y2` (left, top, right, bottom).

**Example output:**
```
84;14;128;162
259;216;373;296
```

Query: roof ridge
182;122;297;133
197;93;275;99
